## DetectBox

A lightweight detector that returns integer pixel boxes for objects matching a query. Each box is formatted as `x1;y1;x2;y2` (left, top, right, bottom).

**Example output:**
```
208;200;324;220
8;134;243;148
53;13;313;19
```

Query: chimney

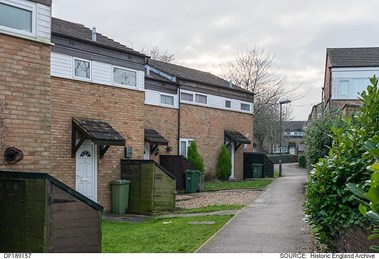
92;27;97;42
229;81;233;88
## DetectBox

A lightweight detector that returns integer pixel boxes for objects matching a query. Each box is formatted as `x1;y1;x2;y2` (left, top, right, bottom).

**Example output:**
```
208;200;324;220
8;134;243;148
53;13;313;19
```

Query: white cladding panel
36;3;51;42
51;52;145;91
92;61;112;85
331;67;378;99
50;52;72;78
145;89;178;109
180;89;253;114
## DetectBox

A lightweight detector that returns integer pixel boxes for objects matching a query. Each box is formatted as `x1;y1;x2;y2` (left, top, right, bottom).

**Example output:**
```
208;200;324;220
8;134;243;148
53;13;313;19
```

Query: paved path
197;163;311;253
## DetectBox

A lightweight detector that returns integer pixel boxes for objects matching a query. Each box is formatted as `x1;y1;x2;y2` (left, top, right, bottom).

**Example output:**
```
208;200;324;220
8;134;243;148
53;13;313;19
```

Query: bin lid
252;163;263;166
110;179;131;185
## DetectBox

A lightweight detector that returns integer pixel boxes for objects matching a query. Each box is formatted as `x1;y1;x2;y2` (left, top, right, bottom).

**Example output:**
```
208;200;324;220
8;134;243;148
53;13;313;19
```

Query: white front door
144;142;150;160
289;146;296;155
228;142;235;179
76;141;97;202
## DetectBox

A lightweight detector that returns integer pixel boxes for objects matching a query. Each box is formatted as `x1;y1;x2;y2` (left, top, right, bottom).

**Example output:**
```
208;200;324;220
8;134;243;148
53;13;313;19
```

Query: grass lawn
205;179;272;191
102;215;233;253
177;204;244;214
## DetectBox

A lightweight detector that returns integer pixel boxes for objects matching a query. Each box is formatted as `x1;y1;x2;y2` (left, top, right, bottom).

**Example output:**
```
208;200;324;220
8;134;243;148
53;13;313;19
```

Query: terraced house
0;0;254;211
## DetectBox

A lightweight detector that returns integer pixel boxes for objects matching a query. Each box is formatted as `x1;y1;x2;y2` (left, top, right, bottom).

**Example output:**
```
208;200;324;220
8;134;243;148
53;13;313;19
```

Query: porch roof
144;129;168;146
224;130;251;145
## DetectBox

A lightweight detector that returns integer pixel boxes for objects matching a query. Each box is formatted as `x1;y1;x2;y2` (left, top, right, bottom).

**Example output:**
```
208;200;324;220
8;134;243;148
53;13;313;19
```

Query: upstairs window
241;103;250;111
181;92;193;102
160;94;174;105
225;100;231;108
74;58;91;80
0;0;36;36
113;67;137;87
195;94;207;104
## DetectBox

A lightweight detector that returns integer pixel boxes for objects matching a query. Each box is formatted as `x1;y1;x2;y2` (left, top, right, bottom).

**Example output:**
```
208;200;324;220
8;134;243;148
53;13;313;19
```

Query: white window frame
180;92;194;102
112;65;137;88
73;57;92;81
195;93;207;104
160;94;175;106
179;138;194;157
241;103;251;111
0;0;36;38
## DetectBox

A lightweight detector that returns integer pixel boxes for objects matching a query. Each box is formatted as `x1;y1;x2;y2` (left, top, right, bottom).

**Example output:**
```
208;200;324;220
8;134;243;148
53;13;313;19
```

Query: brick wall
144;105;178;163
50;77;145;210
323;54;332;106
0;34;51;171
180;104;253;180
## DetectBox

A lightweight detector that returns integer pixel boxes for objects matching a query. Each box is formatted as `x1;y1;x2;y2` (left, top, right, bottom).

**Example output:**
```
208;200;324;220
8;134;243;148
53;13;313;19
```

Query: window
225;100;231;108
179;138;194;157
181;92;193;102
0;0;35;36
195;94;207;104
113;67;137;87
74;58;91;80
160;94;174;105
241;103;250;111
338;80;349;98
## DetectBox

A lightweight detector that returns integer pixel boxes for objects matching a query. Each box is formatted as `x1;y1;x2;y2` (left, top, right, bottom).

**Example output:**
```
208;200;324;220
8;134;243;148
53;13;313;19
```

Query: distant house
145;60;254;180
273;121;306;155
323;47;379;114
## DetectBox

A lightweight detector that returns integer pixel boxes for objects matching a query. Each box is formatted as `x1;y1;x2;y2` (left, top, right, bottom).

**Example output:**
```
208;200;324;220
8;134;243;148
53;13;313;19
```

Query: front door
76;141;97;202
228;142;235;179
144;142;150;160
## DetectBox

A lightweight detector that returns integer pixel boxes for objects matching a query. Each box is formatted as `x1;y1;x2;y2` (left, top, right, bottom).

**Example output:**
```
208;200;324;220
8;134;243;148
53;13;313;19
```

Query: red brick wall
144;105;178;163
50;77;145;211
323;54;332;106
180;104;253;180
0;34;51;171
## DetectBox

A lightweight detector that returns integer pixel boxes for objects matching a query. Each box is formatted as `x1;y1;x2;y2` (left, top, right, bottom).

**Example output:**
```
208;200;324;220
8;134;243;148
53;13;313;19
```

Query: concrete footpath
197;163;311;253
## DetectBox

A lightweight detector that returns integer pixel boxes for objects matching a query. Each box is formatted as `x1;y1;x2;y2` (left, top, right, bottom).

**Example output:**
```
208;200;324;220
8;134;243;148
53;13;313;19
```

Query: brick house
323;47;379;114
145;60;254;180
0;0;254;211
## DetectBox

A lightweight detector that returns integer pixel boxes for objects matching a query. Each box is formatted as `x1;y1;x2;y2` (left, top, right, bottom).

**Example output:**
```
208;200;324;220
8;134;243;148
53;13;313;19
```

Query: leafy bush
187;141;204;172
216;145;232;181
304;109;344;167
305;76;379;249
298;155;307;168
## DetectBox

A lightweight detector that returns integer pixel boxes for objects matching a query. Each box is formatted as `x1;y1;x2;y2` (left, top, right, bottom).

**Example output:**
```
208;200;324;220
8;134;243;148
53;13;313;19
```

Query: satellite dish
4;146;24;164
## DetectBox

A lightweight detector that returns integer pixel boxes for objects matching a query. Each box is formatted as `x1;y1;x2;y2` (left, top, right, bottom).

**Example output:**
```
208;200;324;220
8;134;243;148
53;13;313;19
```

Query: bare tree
221;46;298;152
141;45;176;63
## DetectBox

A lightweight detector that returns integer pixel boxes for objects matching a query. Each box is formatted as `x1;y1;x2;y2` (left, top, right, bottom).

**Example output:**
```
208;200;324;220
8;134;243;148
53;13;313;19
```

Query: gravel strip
176;189;262;209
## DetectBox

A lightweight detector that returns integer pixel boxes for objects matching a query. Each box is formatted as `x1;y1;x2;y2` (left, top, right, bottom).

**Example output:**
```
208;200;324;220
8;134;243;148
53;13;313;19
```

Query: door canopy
71;117;126;158
224;130;251;151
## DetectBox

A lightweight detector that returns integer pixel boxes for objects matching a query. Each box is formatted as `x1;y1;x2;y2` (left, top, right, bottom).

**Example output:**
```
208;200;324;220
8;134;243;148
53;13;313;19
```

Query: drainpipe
177;82;181;155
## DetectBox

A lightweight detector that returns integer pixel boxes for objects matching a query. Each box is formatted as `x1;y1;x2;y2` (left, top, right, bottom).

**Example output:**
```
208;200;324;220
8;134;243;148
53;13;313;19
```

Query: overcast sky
52;0;379;120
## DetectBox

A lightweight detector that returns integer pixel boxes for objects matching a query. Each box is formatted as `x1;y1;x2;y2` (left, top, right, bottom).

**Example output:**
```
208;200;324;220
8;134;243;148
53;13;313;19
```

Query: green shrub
187;141;204;172
298;155;306;168
216;145;232;181
304;109;345;167
305;76;379;249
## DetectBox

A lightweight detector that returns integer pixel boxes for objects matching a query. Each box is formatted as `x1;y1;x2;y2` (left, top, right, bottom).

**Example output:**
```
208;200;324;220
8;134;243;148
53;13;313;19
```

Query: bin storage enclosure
121;159;176;215
0;171;103;253
159;155;197;190
244;152;274;178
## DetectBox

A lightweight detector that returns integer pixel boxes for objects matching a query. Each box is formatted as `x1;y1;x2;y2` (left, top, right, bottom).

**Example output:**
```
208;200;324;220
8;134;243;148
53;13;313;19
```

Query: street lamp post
279;97;291;177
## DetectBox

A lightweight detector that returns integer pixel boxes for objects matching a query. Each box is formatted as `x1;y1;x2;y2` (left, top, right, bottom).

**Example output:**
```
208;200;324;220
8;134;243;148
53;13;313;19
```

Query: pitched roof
327;47;379;67
283;121;306;131
148;59;253;95
51;17;145;57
